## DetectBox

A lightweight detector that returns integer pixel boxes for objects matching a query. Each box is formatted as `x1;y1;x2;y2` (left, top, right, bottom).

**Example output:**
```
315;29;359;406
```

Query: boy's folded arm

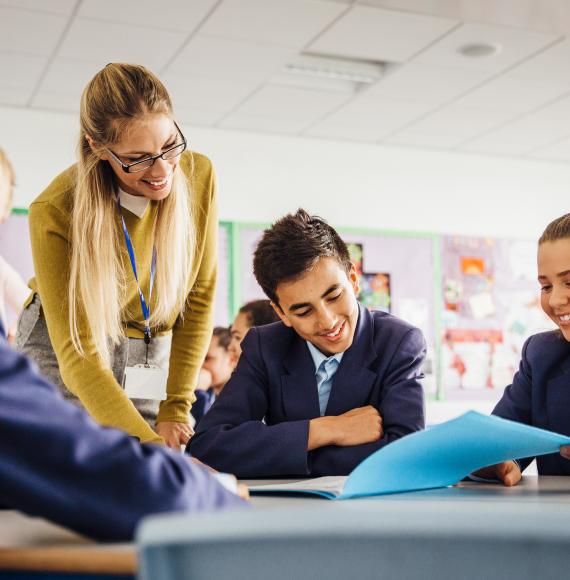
309;327;426;476
188;336;312;478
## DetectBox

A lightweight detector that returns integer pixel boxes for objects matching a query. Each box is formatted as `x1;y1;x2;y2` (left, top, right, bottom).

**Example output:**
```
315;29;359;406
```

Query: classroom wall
2;104;570;239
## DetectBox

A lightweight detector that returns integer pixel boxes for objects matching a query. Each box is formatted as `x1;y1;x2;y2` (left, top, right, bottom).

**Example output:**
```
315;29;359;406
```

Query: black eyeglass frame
106;121;187;174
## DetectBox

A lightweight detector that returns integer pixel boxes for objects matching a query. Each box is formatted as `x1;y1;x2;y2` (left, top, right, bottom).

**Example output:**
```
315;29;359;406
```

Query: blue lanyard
117;199;156;345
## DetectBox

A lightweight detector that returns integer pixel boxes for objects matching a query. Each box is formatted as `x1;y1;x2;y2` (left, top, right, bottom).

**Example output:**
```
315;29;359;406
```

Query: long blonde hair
69;63;194;361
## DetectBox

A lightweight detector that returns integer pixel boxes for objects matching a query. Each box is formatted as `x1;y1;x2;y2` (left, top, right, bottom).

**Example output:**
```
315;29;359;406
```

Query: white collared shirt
306;341;344;416
118;188;150;219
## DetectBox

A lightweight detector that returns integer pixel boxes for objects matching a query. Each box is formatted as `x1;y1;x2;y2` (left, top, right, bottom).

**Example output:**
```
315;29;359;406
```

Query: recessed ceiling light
457;43;502;58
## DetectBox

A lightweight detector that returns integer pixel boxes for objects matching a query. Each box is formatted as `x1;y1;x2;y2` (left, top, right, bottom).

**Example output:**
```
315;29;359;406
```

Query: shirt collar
306;341;344;373
118;188;150;219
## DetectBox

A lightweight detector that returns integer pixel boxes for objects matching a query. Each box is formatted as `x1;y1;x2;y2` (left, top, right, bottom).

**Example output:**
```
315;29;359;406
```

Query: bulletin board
236;224;439;395
0;210;33;327
440;235;553;401
215;221;232;326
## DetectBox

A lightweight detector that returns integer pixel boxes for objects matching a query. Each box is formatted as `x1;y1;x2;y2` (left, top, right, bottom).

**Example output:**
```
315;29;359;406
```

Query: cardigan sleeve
158;156;218;423
28;198;163;444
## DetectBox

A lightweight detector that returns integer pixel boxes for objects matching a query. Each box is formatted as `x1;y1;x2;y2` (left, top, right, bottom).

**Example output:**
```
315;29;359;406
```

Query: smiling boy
189;209;426;477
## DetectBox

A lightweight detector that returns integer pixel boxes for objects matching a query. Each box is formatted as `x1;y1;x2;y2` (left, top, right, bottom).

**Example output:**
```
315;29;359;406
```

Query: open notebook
249;411;570;500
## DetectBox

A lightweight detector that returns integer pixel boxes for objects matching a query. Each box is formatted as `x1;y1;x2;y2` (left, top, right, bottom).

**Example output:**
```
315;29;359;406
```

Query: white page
249;476;348;499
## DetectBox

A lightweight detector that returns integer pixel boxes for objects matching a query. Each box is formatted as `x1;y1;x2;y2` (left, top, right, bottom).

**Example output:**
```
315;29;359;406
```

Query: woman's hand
472;460;522;486
156;421;194;450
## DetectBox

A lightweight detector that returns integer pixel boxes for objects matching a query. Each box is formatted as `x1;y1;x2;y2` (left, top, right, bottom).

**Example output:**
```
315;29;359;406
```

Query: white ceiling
4;0;570;161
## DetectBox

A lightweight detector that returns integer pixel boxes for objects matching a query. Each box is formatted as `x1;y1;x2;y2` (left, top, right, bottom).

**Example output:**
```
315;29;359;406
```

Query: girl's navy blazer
493;330;570;475
189;302;427;478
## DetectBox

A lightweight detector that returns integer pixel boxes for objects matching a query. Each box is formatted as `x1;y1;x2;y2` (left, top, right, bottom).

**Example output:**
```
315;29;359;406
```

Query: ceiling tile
506;37;570;85
221;85;349;131
358;0;570;35
167;35;295;82
364;63;490;104
0;86;32;106
200;0;347;48
453;76;570;114
0;6;67;55
414;22;559;72
0;0;76;15
161;72;260;120
58;18;187;70
460;96;570;155
530;138;570;161
0;52;48;89
176;107;229;127
399;103;519;140
309;5;457;62
78;0;218;32
219;114;316;134
306;96;435;141
35;58;103;100
384;130;465;149
32;91;79;112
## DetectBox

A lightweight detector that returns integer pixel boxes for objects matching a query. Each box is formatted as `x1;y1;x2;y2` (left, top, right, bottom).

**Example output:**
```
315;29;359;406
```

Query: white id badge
123;364;168;400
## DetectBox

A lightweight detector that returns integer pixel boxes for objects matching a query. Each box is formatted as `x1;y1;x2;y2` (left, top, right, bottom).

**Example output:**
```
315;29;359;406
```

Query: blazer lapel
325;303;378;416
281;337;321;420
546;355;570;436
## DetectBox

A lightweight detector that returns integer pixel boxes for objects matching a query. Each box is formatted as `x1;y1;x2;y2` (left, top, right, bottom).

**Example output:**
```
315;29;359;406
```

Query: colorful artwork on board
347;242;363;277
359;272;391;313
441;236;554;397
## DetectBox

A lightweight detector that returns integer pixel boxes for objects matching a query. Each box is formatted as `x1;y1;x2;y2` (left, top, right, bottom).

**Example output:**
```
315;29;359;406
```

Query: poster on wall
359;272;391;313
441;236;553;401
345;236;436;394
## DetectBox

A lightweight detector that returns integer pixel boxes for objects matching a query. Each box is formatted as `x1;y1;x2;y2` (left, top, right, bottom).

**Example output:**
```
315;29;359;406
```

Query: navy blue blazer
493;330;570;475
0;321;245;542
189;303;426;477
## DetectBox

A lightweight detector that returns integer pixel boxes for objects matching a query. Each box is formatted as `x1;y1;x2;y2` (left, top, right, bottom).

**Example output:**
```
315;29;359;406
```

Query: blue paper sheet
340;411;570;499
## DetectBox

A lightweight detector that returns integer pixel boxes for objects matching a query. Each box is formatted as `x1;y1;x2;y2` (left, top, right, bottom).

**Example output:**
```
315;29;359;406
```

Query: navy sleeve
309;327;426;475
189;329;311;477
0;336;246;542
492;337;534;471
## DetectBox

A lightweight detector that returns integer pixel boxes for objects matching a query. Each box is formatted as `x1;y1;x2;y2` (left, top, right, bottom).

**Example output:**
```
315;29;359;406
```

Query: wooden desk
0;511;135;578
2;476;570;577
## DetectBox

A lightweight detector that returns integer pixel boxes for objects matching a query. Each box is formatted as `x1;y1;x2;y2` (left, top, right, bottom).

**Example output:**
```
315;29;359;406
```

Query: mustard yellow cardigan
27;151;218;444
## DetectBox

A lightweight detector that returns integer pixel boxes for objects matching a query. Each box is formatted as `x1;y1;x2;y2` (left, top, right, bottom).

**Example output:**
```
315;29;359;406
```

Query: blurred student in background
229;299;280;361
0;148;30;341
192;327;235;426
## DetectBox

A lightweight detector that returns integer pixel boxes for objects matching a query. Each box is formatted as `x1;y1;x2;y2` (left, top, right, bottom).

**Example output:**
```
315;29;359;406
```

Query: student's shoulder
242;321;295;359
362;308;426;358
30;165;77;217
523;330;570;365
368;309;422;339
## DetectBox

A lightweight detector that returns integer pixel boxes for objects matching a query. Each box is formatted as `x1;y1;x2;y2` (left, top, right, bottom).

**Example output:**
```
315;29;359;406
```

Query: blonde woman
0;149;30;340
17;64;218;449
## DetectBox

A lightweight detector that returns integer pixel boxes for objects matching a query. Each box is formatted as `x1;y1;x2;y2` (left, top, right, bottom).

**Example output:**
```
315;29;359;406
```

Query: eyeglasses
107;121;187;174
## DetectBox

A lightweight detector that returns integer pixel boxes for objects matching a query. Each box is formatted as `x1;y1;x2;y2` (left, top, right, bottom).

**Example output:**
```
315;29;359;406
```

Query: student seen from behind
0;318;247;542
189;209;426;477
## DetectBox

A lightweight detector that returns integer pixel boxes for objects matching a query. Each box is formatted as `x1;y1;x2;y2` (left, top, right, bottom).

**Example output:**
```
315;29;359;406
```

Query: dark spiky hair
253;209;351;304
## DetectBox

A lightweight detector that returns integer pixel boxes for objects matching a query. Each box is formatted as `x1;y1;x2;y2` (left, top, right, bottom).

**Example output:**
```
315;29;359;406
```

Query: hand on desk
156;421;194;450
473;460;522;487
560;446;570;460
308;405;383;451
